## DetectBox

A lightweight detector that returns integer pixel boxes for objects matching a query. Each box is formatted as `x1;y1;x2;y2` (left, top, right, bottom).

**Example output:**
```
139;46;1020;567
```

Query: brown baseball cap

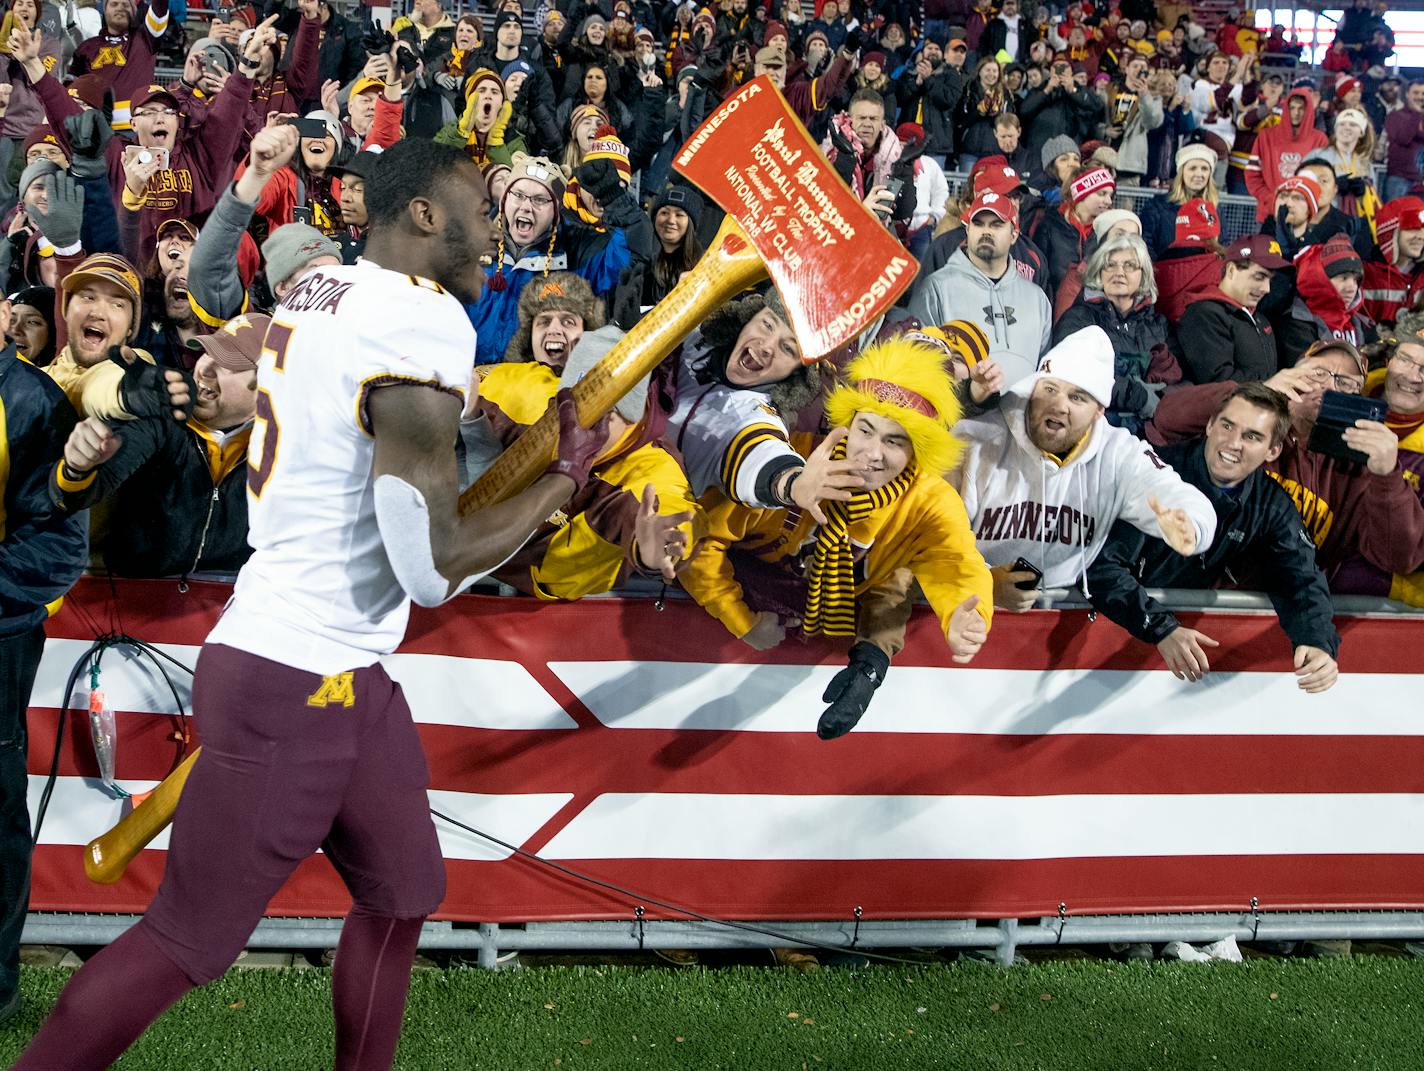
185;313;273;372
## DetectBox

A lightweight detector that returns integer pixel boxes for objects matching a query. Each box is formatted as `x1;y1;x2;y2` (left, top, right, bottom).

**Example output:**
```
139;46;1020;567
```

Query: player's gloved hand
545;387;610;493
816;641;889;740
111;346;196;421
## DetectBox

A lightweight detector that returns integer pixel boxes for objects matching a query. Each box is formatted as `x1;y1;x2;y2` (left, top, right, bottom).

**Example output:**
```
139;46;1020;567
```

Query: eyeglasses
134;107;178;119
1305;366;1364;393
1390;349;1424;376
507;189;553;209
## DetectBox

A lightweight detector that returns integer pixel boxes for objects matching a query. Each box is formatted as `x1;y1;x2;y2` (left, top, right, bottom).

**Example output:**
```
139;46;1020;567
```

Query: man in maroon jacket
13;18;265;265
1146;338;1424;589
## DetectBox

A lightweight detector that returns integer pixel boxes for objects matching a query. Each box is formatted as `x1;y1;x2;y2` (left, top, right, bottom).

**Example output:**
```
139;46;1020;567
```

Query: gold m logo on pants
306;673;356;708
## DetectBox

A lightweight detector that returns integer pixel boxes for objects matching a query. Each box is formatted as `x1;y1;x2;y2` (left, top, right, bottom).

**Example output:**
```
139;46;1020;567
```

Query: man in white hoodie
953;326;1218;611
909;190;1052;385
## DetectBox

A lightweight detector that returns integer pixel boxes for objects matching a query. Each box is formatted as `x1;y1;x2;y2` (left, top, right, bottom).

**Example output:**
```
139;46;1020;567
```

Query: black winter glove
842;27;861;54
576;157;626;205
63;109;113;180
816;641;890;740
110;347;195;421
545;388;610;493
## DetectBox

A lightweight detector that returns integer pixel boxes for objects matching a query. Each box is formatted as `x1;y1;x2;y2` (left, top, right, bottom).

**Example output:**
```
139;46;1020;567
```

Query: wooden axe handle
459;217;768;513
84;747;202;884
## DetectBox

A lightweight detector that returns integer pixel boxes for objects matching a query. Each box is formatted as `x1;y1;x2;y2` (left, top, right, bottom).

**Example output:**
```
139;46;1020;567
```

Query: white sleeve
347;288;475;436
1114;438;1218;554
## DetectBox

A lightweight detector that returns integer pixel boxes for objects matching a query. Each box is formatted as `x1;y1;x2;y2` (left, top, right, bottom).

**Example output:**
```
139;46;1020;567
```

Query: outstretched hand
790;426;865;525
1149;494;1197;556
634;483;694;581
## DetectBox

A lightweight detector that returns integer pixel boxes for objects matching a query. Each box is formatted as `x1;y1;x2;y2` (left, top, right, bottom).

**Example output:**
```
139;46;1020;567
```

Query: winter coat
49;413;252;578
1362;259;1424;328
953;386;1217;591
979;15;1038;64
1086;438;1340;654
1155;248;1225;325
1106;85;1164;176
909;247;1052;384
822;116;916;224
1054;291;1180;435
894;59;964;158
1033;204;1092;297
1017;83;1099;163
1174;287;1279;384
1275;243;1377;365
1146;379;1424;582
954;79;1013;158
1244;88;1329;221
0;343;86;638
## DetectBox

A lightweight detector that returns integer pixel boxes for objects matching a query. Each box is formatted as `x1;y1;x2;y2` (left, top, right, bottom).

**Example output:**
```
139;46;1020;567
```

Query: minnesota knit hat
21;122;66;164
585;124;631;183
560;324;645;423
1010;324;1115;409
568;102;610;134
1040;133;1079;171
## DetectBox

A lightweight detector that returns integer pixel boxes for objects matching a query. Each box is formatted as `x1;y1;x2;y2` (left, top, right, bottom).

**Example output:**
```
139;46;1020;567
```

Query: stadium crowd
3;0;1424;1015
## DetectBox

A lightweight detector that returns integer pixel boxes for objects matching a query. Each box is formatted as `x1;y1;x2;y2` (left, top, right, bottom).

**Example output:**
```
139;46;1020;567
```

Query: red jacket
1244;88;1328;221
1154;249;1222;325
1363;260;1424;326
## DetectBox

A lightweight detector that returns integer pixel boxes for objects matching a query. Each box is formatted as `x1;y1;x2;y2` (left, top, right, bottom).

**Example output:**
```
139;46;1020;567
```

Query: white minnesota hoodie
952;341;1217;590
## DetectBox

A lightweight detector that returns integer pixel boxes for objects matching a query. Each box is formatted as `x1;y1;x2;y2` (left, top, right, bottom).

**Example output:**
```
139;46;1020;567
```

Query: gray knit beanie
1040;134;1079;172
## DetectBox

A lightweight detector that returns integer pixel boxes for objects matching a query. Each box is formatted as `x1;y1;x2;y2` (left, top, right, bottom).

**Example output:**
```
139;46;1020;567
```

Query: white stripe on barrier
552;661;1424;736
28;775;572;863
32;640;576;731
537;792;1424;861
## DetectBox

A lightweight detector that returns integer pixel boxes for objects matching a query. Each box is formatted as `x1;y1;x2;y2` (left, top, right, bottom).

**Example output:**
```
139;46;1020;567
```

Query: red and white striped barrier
26;576;1424;922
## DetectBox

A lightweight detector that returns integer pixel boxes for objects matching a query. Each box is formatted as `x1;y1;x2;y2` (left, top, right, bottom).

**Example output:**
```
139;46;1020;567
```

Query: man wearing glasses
1147;338;1424;593
1332;316;1424;605
10;16;266;263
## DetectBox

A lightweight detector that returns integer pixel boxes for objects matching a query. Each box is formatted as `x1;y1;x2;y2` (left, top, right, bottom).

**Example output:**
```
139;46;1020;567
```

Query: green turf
4;956;1423;1069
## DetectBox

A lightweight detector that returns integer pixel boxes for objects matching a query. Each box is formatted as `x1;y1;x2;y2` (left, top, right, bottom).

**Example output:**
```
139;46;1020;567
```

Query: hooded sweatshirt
952;330;1217;591
1362;196;1424;326
909;247;1052;385
1278;240;1374;363
1244;88;1329;221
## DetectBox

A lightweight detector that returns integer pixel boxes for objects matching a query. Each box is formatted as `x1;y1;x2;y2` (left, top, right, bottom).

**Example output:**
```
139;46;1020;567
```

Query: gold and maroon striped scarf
802;443;916;637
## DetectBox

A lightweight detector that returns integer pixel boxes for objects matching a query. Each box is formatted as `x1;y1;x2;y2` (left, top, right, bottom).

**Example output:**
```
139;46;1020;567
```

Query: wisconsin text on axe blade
676;82;763;167
812;256;913;353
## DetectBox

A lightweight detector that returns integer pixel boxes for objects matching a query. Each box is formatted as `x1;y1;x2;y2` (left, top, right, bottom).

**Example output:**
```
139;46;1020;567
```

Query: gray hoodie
909;247;1052;385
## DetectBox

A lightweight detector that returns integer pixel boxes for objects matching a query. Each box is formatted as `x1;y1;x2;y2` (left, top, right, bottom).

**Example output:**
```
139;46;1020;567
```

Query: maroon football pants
13;644;446;1070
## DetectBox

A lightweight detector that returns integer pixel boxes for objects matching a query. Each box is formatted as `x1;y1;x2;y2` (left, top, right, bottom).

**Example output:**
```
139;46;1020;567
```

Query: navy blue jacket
1086;437;1340;656
0;344;87;637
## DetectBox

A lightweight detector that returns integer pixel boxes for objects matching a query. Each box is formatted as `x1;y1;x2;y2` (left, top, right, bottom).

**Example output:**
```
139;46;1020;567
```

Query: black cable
34;639;105;842
430;808;942;967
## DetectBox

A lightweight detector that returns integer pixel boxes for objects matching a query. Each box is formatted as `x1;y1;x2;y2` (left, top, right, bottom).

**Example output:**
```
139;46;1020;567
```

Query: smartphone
883;177;904;200
1010;556;1043;591
124;145;170;169
284;116;331;140
1306;389;1387;466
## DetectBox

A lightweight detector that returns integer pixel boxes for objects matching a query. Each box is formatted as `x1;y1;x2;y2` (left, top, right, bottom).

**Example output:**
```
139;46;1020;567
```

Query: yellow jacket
477;361;702;601
681;434;994;642
43;346;156;422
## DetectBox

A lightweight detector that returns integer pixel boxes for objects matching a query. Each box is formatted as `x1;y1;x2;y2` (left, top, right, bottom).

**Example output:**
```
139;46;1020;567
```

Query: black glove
545;388;610;492
816;641;889;740
362;19;395;55
63;109;113;180
842;27;861;54
577;157;626;205
110;347;195;421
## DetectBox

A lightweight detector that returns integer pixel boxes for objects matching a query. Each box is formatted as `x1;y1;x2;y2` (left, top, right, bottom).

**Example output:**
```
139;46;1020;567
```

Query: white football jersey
207;260;474;675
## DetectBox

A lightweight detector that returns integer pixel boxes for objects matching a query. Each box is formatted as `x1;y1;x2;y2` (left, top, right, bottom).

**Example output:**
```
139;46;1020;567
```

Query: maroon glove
1146;342;1183;386
544;388;610;493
